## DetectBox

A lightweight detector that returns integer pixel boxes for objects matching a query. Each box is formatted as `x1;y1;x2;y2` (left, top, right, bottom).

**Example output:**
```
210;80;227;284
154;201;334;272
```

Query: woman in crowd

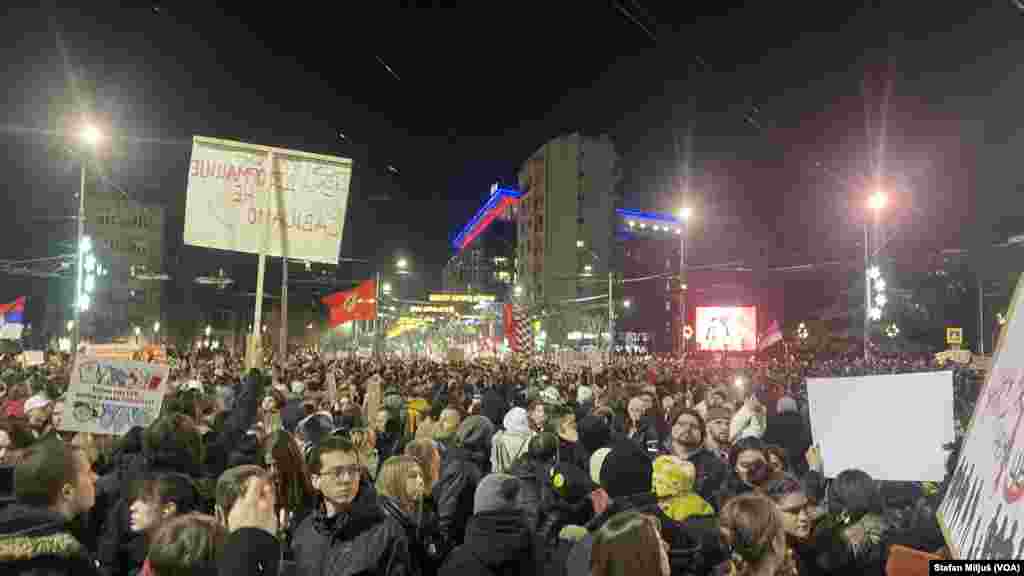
349;426;380;482
377;455;434;576
717;437;786;506
590;511;671;576
122;473;200;576
763;475;821;575
262;429;316;554
717;494;791;576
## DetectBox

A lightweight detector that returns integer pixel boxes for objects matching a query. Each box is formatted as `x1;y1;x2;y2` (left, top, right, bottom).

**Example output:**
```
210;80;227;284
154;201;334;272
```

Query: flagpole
373;271;382;357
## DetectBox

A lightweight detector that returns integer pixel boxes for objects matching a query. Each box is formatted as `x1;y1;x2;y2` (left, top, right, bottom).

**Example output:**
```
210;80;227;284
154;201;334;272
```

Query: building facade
516;133;621;345
84;188;166;342
444;184;520;301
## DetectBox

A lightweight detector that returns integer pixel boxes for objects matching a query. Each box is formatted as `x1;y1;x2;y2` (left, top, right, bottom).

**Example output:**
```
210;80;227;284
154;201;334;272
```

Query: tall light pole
72;123;103;357
865;191;886;361
678;207;692;356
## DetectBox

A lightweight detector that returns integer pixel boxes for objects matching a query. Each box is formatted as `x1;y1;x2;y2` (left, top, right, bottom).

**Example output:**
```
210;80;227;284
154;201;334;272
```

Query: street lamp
66;321;74;334
864;193;886;361
382;282;392;296
205;325;212;338
623;299;631;309
396;258;408;272
72;122;104;357
678;206;692;356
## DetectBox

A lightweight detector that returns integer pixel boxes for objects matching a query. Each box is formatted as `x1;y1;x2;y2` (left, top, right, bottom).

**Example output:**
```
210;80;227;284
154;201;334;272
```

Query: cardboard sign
62;356;170;436
938;274;1024;559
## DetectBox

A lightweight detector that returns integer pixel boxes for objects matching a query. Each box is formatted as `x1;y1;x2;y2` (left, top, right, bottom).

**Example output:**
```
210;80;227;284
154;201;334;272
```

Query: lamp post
134;325;141;346
678;207;692;356
152;321;160;346
864;192;886;361
72;123;103;356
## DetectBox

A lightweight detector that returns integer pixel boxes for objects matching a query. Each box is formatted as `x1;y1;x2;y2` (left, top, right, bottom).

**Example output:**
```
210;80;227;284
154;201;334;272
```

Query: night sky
2;2;1023;326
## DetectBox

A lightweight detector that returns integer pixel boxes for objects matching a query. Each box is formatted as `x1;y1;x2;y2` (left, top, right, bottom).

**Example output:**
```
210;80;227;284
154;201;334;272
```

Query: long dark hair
262;430;315;516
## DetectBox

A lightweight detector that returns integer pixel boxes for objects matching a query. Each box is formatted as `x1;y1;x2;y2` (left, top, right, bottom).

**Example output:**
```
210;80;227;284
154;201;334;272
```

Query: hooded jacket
490;408;532;474
437;510;537;576
0;504;101;576
291;481;411;576
434;416;494;551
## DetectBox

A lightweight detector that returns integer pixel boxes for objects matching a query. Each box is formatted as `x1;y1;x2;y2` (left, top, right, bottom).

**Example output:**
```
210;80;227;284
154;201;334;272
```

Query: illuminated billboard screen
695;306;757;351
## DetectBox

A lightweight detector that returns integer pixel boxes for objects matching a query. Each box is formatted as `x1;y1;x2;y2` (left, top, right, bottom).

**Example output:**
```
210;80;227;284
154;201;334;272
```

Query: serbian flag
757;320;783;351
0;297;25;340
322;281;376;328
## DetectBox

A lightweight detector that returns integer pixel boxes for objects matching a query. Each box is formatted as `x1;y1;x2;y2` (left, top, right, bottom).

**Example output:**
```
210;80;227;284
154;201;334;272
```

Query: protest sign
938;274;1024;559
62;356;170;435
807;371;954;481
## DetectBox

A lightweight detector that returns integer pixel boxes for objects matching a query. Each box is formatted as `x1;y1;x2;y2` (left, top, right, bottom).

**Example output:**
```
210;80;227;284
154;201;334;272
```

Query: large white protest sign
185;136;353;264
806;371;954;482
62;356;170;435
938;275;1024;559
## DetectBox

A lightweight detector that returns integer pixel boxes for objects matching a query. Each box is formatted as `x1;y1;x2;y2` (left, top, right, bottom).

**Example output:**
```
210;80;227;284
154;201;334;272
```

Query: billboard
695;306;757;351
184;136;353;264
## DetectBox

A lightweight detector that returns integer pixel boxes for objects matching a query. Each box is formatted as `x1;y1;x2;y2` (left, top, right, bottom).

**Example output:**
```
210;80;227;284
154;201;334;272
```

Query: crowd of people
0;346;984;575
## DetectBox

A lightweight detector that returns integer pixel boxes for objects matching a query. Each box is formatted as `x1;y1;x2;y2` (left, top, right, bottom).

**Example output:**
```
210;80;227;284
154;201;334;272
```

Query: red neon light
457;195;518;251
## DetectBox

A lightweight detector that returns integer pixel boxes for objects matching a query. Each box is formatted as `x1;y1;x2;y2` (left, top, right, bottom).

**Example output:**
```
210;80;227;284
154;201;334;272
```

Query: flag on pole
757;320;783;351
322;281;376;328
0;297;26;340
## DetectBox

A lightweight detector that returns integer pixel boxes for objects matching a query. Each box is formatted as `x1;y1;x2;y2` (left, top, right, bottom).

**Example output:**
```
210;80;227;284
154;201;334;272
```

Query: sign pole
248;150;274;370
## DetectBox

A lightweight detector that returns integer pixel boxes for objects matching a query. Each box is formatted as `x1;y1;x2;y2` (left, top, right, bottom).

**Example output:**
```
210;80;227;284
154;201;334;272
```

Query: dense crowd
0;347;983;576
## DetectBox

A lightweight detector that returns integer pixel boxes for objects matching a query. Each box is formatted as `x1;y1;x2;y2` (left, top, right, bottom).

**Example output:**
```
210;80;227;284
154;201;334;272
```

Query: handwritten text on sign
62;357;170;436
184;136;353;265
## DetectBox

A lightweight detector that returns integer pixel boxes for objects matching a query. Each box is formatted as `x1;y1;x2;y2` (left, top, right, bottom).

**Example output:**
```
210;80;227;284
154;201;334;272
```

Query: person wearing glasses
291;436;412;576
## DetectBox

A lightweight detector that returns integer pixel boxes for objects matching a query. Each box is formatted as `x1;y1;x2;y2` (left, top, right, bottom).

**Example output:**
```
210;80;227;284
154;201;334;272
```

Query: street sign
946;327;963;346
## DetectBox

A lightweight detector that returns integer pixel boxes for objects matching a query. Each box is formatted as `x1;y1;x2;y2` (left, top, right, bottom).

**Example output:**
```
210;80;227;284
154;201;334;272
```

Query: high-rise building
84;188;165;341
516;133;622;344
444;184;520;300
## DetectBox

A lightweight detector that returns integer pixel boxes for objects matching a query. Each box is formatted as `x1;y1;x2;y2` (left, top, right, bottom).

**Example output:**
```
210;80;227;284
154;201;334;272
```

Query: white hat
24;394;52;414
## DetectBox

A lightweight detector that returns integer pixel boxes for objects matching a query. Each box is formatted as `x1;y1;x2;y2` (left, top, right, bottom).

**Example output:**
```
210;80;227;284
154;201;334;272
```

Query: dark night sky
2;2;1023;323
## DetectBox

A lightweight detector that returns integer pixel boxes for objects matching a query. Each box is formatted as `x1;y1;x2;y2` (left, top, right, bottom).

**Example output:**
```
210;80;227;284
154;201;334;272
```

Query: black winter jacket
437;511;538;576
433;446;486;551
0;504;102;576
218;527;280;576
291;483;412;576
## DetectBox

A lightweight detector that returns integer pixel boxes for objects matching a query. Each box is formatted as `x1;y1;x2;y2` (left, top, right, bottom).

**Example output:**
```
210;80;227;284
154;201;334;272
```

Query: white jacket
491;407;534;473
730;402;766;442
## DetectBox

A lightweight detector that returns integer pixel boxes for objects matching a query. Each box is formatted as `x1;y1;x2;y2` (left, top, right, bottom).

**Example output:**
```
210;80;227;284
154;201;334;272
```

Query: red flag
322;280;376;328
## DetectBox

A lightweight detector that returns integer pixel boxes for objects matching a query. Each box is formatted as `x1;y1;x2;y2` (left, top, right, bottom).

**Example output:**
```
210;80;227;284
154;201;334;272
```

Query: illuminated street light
868;192;887;212
886;323;900;339
678;207;692;221
576;240;584;248
797;322;809;340
734;376;744;388
79;123;104;147
205;325;212;337
153;322;160;333
134;326;141;336
382;282;392;295
396;258;408;270
875;278;886;292
66;320;74;333
867;266;881;280
514;285;523;297
869;307;883;321
623;299;631;309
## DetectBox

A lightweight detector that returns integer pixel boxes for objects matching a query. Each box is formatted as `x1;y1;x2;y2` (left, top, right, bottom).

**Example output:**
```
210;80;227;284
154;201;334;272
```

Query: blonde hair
404;438;439;488
375;455;424;515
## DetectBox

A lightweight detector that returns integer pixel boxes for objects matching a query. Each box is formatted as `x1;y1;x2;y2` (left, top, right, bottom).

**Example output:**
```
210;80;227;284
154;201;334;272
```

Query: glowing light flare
868;192;887;212
679;207;692;221
79;123;104;147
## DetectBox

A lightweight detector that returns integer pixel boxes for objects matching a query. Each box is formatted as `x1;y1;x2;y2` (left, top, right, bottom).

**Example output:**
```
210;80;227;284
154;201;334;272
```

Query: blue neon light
451;186;523;250
615;208;681;225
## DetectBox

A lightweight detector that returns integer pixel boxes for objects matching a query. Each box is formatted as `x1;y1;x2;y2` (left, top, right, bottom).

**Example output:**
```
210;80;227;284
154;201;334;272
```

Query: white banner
806;371;954;482
63;356;170;435
185;136;353;264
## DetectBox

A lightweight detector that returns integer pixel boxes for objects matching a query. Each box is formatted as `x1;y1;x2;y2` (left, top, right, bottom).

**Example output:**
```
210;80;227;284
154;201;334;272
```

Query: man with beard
662;407;729;510
291;436;411;576
704;407;732;462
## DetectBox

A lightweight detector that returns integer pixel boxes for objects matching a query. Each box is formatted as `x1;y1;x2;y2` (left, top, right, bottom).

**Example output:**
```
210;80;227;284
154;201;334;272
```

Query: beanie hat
23;394;52;414
601;440;653;498
576;386;594;404
474;473;521;514
577;414;611;455
590;447;612;485
705;406;732;424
